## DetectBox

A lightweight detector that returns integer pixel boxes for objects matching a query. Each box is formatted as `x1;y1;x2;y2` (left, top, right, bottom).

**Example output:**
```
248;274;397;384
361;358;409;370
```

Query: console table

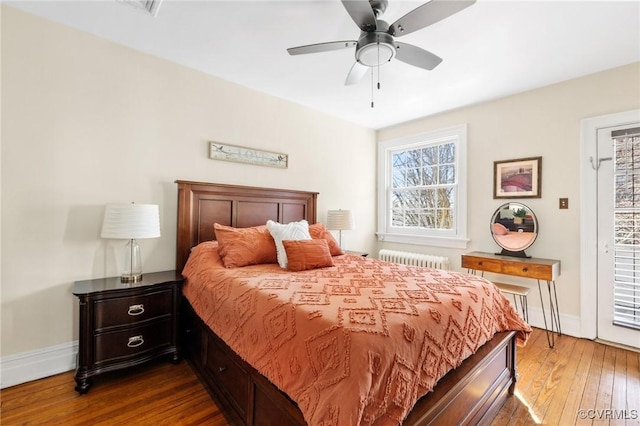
461;251;561;348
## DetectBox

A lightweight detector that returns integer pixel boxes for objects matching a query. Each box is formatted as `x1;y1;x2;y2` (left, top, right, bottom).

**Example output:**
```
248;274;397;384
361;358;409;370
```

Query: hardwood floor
491;328;639;426
1;328;638;425
0;360;226;426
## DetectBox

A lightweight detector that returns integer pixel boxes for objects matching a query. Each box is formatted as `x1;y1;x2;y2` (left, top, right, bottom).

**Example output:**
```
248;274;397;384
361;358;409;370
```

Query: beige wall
377;62;640;321
2;5;639;359
0;6;376;357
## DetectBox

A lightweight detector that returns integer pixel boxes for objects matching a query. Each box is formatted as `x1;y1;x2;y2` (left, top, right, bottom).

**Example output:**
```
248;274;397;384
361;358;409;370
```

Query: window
612;127;640;330
377;125;468;248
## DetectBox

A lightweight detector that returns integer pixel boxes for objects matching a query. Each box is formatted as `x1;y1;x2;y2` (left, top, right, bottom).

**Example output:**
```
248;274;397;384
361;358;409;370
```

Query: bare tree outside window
378;124;467;248
391;142;456;230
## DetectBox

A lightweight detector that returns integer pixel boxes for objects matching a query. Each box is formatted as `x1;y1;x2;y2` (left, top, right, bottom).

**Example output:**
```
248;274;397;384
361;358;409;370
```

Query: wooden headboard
175;180;318;272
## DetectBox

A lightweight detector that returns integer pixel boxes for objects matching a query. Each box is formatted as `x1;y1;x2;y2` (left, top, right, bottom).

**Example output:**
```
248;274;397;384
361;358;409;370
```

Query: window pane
392;190;408;208
436;209;454;229
392;209;404;226
439;165;455;184
422;166;436;185
393;152;406;168
615;212;638;245
392;168;405;188
423;189;436;208
616;175;633;208
439;143;455;164
422;147;437;164
405;210;420;226
406;168;420;186
420;210;435;228
406;149;421;168
437;187;454;209
635;173;640;205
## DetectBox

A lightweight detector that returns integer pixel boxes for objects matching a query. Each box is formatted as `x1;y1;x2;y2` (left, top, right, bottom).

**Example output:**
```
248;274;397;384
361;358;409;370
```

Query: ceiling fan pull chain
371;67;375;108
377;37;381;90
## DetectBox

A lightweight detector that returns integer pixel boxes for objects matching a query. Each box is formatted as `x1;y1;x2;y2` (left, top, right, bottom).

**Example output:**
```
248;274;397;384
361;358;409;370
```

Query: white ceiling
7;0;640;130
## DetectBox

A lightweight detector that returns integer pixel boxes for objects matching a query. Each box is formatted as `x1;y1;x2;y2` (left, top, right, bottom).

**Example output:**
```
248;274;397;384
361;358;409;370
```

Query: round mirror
490;202;538;258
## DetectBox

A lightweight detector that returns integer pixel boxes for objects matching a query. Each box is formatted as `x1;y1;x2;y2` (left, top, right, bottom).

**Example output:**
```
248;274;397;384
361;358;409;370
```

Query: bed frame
175;180;517;426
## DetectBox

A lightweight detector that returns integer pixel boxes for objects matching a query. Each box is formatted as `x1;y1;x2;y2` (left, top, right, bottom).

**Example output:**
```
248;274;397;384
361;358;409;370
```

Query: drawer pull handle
127;304;145;316
219;366;227;373
522;267;528;272
127;335;144;348
478;261;483;265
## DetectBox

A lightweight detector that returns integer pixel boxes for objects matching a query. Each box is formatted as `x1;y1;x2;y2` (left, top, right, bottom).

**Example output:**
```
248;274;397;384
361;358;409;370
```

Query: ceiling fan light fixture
357;42;395;67
356;32;395;67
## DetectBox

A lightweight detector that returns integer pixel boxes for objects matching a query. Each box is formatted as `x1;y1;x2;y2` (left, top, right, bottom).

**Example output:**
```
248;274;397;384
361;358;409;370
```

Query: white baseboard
515;305;582;339
1;341;77;389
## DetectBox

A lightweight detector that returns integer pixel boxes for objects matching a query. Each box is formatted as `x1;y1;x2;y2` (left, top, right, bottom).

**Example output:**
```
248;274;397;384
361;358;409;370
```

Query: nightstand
73;270;183;394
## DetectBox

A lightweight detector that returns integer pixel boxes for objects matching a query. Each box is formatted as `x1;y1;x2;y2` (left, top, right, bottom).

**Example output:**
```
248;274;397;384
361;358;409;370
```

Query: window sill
375;232;470;249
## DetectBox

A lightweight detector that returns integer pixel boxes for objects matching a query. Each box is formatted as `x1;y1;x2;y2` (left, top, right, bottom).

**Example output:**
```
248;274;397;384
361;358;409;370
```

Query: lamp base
121;273;143;283
122;239;143;283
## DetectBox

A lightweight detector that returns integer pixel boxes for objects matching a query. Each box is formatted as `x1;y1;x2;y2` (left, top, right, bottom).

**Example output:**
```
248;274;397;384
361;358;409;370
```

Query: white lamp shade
326;209;354;231
101;204;161;239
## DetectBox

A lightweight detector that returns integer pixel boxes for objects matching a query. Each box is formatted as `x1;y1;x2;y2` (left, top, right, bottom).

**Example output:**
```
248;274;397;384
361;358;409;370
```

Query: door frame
580;109;640;339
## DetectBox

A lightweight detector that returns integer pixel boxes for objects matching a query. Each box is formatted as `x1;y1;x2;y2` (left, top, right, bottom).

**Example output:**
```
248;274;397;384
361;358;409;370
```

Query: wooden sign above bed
209;142;289;168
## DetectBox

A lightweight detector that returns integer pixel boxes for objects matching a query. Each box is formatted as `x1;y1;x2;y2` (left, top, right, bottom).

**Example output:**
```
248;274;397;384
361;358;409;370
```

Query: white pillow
266;219;311;268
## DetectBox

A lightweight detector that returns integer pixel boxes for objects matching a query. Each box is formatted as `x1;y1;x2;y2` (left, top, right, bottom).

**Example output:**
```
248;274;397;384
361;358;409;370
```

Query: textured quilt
182;242;531;426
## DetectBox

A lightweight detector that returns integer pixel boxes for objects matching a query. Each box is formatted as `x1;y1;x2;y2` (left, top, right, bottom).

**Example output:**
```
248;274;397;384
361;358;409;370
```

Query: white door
597;123;640;349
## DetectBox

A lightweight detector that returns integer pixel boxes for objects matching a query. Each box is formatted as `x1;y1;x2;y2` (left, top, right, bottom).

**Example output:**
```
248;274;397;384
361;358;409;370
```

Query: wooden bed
175;180;517;426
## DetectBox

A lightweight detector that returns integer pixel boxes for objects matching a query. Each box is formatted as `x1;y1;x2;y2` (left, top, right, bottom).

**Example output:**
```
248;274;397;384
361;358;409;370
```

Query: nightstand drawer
94;289;173;329
94;318;172;364
461;255;503;273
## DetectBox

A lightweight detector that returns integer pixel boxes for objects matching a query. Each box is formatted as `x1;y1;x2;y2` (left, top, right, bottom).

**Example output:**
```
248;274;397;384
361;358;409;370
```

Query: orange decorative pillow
283;239;334;272
214;223;277;268
266;220;312;268
308;223;344;256
492;222;509;236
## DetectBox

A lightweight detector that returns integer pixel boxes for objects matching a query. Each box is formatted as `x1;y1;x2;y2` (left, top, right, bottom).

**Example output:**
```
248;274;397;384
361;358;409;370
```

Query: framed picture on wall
494;156;542;199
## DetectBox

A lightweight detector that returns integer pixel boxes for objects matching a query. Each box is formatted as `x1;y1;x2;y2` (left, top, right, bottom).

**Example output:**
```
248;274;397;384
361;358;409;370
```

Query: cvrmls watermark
577;409;638;420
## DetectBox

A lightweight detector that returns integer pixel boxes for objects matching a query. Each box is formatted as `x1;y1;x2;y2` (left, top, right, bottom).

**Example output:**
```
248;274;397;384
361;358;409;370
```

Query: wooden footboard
181;298;517;426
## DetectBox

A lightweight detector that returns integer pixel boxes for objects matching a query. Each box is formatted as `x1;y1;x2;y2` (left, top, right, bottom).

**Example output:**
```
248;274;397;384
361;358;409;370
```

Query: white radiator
378;249;450;270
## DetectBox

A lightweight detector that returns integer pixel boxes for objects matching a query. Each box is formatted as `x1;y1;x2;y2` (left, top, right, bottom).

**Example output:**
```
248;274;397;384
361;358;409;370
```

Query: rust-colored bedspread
182;242;531;426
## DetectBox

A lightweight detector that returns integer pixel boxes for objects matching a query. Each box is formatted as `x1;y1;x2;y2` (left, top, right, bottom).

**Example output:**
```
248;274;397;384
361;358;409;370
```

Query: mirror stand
491;202;538;258
496;248;531;258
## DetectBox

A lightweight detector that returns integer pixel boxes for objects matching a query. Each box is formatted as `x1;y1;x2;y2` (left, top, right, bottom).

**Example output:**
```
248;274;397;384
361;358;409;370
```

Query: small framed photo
494;156;542;199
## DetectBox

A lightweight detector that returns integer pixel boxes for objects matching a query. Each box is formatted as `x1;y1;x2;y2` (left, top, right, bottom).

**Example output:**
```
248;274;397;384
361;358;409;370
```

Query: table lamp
326;209;354;249
101;203;161;283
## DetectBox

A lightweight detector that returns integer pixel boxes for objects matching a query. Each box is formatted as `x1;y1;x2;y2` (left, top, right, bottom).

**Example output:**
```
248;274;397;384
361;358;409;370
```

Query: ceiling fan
287;0;476;85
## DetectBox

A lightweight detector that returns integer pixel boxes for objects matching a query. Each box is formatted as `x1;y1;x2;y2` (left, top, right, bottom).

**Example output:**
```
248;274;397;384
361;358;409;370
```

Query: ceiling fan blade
345;61;368;85
287;41;357;56
389;0;475;37
394;42;443;70
341;0;377;32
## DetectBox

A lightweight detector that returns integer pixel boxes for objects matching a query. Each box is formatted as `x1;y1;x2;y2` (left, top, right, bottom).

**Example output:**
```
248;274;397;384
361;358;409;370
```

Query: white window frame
377;124;469;249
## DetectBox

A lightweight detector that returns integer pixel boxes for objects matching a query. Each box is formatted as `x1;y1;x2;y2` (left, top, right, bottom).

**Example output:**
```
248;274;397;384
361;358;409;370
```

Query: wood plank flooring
1;328;638;425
